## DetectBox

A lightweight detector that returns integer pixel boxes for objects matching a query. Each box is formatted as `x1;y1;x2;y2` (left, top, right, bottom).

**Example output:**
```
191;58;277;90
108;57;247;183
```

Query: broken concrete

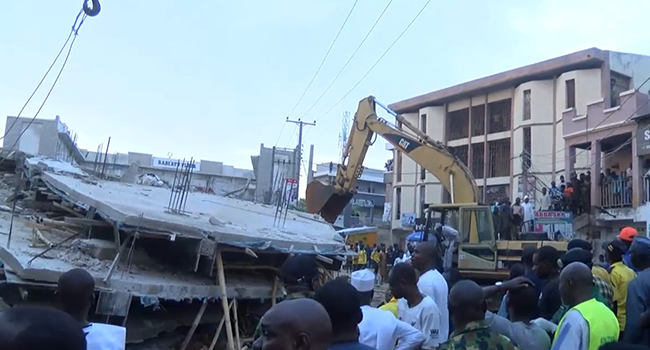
40;172;345;254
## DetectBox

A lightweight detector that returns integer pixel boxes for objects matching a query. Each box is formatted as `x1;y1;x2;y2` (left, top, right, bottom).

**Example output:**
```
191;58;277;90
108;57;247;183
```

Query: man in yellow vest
551;262;619;350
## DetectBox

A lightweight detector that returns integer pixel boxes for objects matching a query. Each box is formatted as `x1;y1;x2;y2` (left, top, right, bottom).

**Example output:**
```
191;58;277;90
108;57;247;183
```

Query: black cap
568;239;593;252
281;255;319;283
606;239;628;256
559;248;593;268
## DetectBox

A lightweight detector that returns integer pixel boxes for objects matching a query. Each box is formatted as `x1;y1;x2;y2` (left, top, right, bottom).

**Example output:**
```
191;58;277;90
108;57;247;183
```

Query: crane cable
0;0;100;165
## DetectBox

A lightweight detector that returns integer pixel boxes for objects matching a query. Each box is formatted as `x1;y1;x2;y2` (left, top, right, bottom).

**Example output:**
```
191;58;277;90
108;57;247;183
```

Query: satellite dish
167;152;173;159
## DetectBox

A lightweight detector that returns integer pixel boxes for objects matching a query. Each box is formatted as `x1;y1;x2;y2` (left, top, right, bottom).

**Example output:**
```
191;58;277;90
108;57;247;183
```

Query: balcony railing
601;177;632;208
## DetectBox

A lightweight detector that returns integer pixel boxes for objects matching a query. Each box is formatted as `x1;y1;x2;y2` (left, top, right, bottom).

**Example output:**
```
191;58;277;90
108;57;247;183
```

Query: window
396;152;402;182
471;105;485;136
523;90;531;120
419;185;425;214
523;127;531;170
471;143;484;179
420;114;427;134
449;145;469;168
566;79;576;109
395;187;402;219
487;99;512;133
447;108;469;140
487;139;510;177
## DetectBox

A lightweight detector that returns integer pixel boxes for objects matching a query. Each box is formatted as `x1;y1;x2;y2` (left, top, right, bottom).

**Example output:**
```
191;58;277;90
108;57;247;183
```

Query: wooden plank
216;248;236;350
179;298;209;350
64;217;111;227
208;299;235;350
233;299;241;350
52;202;84;218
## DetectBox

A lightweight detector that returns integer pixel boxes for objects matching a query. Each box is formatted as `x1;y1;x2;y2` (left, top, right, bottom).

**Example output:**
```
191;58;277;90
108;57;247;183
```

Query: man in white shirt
522;195;535;232
434;223;459;271
389;263;442;350
538;188;551;211
58;268;127;350
411;241;449;343
351;269;424;350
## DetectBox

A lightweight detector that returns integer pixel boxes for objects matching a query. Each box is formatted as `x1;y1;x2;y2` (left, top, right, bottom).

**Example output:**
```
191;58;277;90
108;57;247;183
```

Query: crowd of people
0;268;126;350
490;172;593;239
254;226;650;350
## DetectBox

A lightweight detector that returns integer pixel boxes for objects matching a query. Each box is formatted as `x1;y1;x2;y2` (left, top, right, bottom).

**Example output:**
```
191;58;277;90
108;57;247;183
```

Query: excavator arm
306;96;481;223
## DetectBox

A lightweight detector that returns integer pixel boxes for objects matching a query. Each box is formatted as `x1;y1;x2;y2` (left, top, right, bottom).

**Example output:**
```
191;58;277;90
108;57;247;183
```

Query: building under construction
0;151;346;349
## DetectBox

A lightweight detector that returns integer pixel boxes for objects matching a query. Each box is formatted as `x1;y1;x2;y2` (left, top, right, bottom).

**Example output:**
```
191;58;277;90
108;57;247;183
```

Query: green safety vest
553;298;619;350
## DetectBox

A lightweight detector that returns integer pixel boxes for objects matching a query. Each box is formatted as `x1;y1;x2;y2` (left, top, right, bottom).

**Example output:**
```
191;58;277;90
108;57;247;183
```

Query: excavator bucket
305;181;354;224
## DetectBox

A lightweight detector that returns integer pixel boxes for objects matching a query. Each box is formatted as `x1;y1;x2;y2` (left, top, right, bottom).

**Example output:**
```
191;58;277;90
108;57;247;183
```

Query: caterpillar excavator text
306;96;567;280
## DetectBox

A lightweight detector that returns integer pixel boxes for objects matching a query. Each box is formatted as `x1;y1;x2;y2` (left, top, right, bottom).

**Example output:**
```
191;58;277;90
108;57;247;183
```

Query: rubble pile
0;154;347;347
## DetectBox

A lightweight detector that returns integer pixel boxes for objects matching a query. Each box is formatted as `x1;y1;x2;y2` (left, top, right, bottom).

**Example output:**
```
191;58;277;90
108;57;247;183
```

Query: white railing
601;177;632;208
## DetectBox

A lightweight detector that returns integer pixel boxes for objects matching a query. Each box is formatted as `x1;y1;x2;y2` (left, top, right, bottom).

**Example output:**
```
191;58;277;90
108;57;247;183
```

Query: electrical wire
522;96;650;169
284;125;298;149
0;13;89;166
274;123;287;147
1;9;84;142
297;0;394;120
313;0;432;124
533;75;650;160
284;0;359;119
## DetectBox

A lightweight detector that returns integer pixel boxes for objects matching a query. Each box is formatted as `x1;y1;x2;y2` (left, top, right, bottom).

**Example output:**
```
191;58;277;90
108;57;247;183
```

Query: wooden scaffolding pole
216;247;236;350
208;299;235;350
179;298;209;350
233;298;241;350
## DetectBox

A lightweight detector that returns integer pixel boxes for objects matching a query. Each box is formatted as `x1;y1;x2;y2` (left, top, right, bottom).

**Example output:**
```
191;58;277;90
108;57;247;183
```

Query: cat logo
398;138;410;150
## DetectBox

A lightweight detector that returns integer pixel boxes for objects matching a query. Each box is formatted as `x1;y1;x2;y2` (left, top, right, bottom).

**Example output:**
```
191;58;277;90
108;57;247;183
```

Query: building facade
251;143;300;204
4;116;256;201
80;150;256;200
388;48;650;236
3;115;84;164
312;162;385;228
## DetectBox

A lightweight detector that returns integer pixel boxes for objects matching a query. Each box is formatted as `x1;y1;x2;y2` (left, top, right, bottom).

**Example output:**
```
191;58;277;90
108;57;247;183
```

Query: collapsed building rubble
0;154;348;348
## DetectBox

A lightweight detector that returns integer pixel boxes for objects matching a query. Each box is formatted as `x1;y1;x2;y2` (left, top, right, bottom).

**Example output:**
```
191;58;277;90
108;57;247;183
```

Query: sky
1;0;650;183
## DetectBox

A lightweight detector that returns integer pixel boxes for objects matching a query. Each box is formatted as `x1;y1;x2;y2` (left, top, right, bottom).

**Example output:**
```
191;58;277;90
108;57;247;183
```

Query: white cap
350;269;375;292
524;195;529;200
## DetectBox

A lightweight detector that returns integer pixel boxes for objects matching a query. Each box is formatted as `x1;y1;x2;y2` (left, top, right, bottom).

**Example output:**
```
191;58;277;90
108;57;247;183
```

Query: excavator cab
427;204;498;273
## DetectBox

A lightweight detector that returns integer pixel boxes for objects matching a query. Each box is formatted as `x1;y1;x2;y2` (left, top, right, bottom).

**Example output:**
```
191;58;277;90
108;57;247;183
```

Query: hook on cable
83;0;101;17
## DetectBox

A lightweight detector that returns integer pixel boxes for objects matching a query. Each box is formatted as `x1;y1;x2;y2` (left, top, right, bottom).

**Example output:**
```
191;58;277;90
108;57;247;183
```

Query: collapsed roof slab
0;215;274;300
39;172;345;254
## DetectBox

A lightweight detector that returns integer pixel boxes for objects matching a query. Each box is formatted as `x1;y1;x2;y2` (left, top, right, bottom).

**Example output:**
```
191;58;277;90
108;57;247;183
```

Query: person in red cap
617;227;639;273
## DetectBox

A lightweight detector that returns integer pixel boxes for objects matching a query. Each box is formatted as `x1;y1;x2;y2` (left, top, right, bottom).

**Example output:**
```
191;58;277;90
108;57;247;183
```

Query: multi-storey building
312;162;385;228
387;47;650;239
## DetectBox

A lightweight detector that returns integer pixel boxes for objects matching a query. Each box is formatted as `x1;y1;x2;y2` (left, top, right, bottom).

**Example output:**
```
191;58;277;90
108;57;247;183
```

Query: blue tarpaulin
406;231;434;242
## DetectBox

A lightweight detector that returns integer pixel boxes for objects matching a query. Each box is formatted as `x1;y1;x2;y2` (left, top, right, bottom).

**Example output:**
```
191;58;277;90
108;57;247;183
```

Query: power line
284;0;359;119
533;75;650;160
296;0;394;121
274;123;287;147
0;11;91;166
524;95;650;169
1;9;85;142
311;0;432;127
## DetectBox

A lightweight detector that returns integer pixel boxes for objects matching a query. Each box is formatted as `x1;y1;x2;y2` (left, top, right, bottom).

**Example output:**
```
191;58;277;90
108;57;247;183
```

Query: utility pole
286;118;316;199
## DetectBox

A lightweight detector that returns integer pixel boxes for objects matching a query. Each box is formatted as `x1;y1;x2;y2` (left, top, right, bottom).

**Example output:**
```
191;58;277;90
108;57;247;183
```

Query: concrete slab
0;214;274;299
25;156;88;177
41;172;345;254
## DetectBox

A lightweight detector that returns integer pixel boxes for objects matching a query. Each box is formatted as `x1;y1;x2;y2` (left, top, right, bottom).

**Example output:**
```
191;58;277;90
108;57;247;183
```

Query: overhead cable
284;0;360;120
297;0;394;120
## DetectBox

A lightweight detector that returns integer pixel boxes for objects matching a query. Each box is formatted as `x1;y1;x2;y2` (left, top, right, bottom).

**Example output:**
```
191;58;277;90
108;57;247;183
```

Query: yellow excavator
306;96;567;281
